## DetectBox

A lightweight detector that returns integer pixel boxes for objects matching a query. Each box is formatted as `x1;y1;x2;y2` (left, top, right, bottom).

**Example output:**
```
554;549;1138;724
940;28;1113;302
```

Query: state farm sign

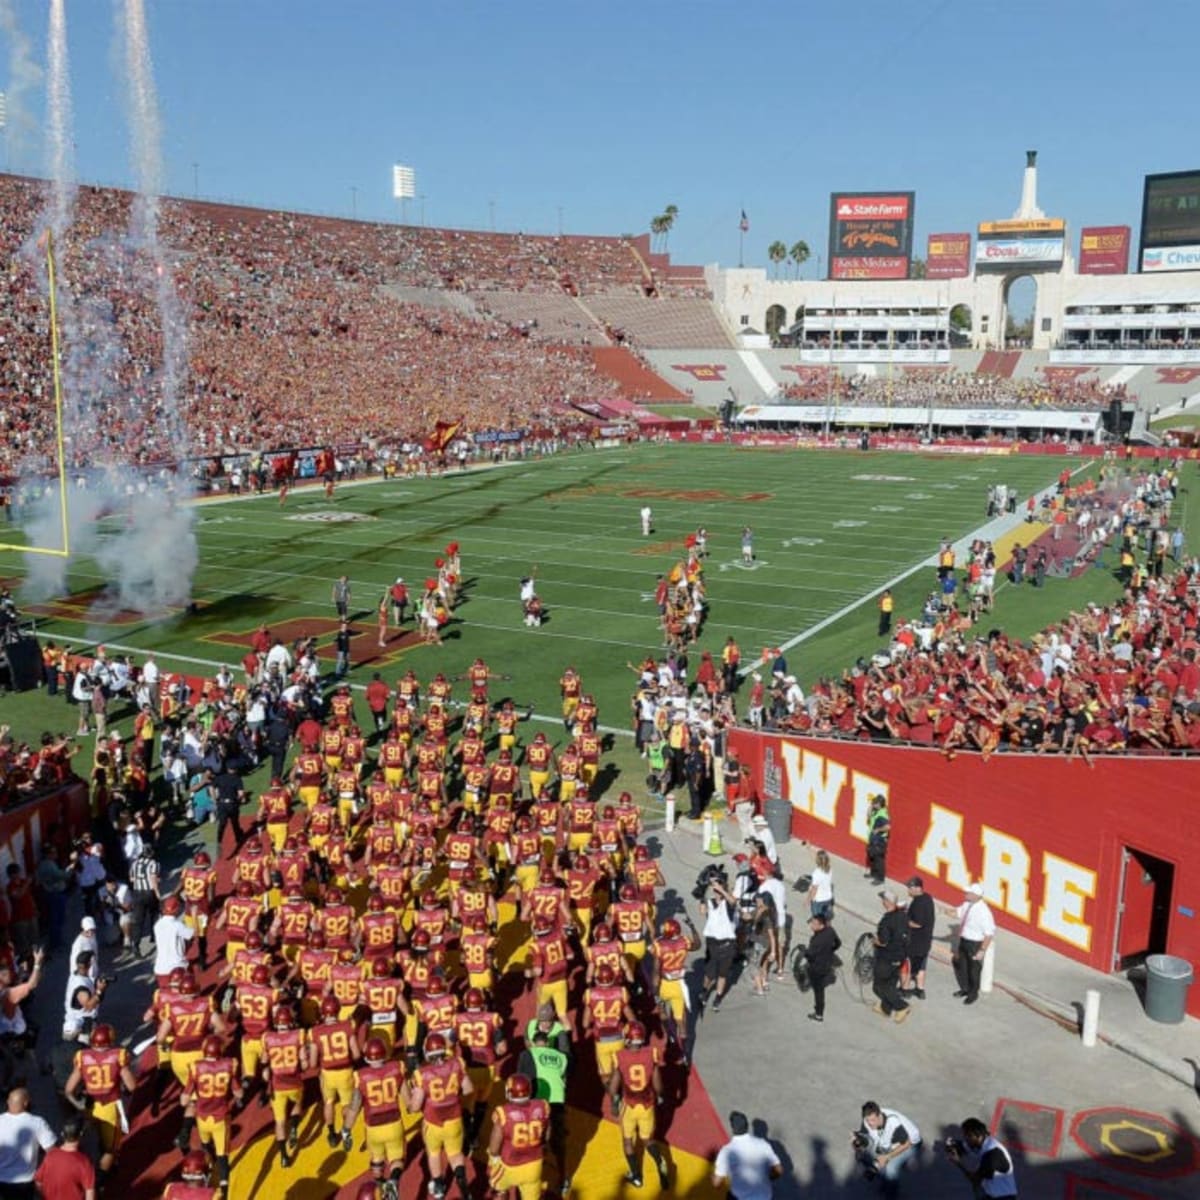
834;195;911;221
828;191;916;280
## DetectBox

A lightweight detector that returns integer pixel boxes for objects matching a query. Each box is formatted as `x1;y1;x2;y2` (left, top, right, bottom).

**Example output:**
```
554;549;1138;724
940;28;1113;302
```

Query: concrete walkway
656;811;1200;1199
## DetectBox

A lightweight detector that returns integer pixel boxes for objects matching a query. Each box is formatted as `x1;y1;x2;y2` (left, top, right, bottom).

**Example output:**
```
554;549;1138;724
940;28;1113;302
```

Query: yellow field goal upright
0;228;70;558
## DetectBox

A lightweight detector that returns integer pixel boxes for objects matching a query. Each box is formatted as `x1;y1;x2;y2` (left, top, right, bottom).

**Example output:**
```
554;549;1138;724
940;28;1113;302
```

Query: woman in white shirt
809;849;835;921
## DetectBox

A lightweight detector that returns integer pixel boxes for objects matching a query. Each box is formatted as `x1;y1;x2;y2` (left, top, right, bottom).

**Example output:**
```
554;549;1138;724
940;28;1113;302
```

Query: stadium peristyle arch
712;151;1200;361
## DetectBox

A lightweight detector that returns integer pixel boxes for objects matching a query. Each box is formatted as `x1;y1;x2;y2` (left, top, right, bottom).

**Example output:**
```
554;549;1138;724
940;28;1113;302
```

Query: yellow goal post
0;228;70;558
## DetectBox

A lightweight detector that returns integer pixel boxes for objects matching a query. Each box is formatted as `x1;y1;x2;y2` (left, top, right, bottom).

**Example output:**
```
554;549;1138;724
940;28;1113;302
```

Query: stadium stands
589;347;690;401
586;294;737;349
0;174;658;477
780;369;1126;411
764;467;1200;756
471;289;608;345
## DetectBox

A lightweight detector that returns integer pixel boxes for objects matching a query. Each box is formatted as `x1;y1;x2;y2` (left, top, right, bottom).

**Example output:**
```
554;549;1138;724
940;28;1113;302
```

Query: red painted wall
0;782;89;872
729;731;1200;1015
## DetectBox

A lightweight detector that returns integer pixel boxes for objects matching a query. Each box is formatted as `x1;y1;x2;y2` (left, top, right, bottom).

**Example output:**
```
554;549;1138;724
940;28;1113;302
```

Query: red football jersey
166;995;214;1053
416;992;457;1034
360;911;399;957
187;1056;238;1119
494;1098;551;1166
585;984;628;1038
452;1010;502;1067
235;982;278;1039
531;932;570;982
357;1061;404;1126
616;1044;661;1105
319;903;356;949
262;1028;307;1092
75;1045;128;1104
412;1055;467;1124
312;1019;356;1071
329;961;362;1008
179;865;215;912
654;935;690;980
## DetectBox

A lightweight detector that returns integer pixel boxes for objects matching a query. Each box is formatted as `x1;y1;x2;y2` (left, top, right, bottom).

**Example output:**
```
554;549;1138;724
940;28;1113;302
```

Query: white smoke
14;0;200;619
0;0;44;164
45;0;74;239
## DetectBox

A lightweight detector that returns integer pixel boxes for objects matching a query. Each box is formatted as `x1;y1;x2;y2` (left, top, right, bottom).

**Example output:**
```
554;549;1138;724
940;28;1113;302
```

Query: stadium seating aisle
585;296;736;350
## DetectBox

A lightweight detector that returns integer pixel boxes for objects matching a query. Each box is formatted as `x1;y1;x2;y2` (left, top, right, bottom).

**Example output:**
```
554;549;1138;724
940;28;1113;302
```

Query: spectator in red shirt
33;1117;94;1200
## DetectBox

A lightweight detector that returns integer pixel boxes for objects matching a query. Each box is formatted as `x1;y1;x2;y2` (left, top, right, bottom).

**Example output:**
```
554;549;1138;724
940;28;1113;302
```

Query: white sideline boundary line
44;631;636;741
742;462;1092;673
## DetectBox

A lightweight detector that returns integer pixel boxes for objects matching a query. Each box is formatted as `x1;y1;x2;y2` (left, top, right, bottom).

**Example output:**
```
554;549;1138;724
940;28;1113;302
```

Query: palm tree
662;204;678;252
767;240;788;278
789;240;810;279
649;214;668;252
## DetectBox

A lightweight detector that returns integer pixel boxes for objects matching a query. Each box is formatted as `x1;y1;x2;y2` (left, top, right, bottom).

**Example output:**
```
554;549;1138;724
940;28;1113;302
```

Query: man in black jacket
804;913;841;1023
872;891;910;1024
904;877;935;1000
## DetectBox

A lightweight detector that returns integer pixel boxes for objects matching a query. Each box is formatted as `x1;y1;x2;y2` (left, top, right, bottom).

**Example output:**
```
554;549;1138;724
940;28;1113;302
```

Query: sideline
43;630;636;741
183;446;623;509
743;461;1092;673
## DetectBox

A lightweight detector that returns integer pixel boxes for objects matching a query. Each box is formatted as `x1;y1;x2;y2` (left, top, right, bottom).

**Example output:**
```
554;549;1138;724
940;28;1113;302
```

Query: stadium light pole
393;163;416;226
192;161;199;197
420;194;426;226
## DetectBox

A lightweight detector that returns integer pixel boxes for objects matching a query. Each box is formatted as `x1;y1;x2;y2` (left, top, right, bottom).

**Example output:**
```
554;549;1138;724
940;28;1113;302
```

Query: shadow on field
188;591;278;626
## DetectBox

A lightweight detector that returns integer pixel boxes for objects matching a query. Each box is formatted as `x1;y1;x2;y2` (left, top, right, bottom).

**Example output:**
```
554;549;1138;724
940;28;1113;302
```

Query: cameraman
62;950;109;1044
946;1118;1018;1198
697;867;738;1013
852;1100;921;1196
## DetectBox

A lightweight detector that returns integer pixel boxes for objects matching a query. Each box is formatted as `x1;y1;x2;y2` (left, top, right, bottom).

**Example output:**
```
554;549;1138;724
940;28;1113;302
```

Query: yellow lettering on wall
980;826;1032;921
1037;852;1096;952
781;744;844;828
914;804;971;889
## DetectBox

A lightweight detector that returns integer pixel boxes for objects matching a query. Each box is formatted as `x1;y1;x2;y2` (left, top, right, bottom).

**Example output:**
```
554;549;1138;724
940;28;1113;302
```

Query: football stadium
1;5;1199;1200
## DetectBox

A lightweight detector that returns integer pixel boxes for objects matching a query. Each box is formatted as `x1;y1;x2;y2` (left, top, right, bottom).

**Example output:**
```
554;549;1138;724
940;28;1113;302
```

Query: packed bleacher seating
782;366;1127;410
750;467;1200;756
1;175;652;477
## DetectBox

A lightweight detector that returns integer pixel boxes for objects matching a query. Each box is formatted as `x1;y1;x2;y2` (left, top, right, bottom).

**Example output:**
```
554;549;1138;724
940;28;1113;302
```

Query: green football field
4;442;1155;779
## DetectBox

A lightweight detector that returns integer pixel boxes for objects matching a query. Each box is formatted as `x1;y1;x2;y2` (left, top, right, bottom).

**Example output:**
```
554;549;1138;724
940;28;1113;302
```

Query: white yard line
742;463;1092;672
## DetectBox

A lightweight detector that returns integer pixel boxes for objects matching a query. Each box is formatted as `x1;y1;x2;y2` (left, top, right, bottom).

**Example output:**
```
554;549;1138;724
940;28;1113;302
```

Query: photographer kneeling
695;864;738;1013
945;1118;1018;1198
62;950;111;1045
853;1100;921;1197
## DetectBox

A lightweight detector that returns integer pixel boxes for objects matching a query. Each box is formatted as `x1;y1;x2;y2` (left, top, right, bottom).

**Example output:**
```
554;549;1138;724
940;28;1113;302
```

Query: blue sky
2;0;1197;272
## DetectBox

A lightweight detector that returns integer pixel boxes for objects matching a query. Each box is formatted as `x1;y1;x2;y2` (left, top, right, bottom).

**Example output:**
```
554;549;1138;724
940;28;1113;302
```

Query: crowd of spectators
0;175;672;480
755;466;1200;757
1058;338;1200;352
781;366;1129;411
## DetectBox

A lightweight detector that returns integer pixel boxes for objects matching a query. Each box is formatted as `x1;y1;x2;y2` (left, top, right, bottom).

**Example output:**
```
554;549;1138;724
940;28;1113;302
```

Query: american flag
739;209;749;233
